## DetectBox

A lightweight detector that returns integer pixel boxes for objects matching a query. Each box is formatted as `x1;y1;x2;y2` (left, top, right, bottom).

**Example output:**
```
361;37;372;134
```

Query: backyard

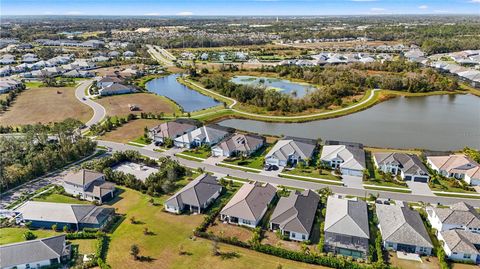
96;92;180;117
99;119;164;143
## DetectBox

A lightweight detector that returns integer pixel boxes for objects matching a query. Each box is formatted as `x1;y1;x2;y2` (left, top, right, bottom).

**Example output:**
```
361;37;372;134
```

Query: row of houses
35;39;104;48
278;52;393;67
0;78;23;94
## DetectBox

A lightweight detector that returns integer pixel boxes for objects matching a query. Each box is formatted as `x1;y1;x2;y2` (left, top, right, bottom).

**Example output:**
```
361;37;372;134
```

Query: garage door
413;176;428;183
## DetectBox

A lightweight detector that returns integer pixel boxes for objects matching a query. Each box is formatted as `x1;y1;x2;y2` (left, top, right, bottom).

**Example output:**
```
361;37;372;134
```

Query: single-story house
427;154;480;186
0;78;23;94
16;201;115;231
438;230;480;264
269;189;320;242
62;169;115;204
174;124;233;149
264;136;317;167
97;76;124;88
164;174;222;214
123;51;135;57
324;196;370;258
376;203;433;255
320;143;366;177
374;152;430;182
0;235;70;269
211;133;265;157
99;83;135;96
220;182;276;228
149;120;197;144
426;202;480;233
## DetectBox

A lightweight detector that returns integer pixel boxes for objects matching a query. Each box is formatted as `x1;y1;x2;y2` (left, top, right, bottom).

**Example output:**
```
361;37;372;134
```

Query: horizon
2;0;480;16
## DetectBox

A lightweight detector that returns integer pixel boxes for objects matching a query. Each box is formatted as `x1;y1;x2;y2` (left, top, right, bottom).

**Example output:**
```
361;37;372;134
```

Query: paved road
75;80;106;130
96;140;480;207
147;45;175;66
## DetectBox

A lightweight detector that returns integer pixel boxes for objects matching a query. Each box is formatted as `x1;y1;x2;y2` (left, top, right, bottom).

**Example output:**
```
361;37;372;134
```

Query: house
0;235;70;269
62;169;115;204
427;155;480;186
376;203;433;255
0;78;23;94
374;152;430;182
324;196;369;258
97;76;124;88
426;202;480;233
269;189;320;242
174;124;233;149
164;174;222;214
16;201;115;231
63;69;94;78
320;142;366;177
99;83;135;96
220;182;276;228
438;230;480;264
149;120;197;144
123;51;135;57
211;133;265;157
264;137;317;167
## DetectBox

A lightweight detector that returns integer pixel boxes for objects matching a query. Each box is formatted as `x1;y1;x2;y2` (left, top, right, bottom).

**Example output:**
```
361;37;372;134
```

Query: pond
218;94;480;151
146;74;220;112
230;75;316;98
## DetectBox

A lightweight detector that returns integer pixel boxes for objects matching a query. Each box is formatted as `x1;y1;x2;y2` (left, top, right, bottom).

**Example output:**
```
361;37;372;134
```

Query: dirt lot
0;87;92;126
262;231;304;252
96;93;179;117
99;119;163;143
208;219;253;242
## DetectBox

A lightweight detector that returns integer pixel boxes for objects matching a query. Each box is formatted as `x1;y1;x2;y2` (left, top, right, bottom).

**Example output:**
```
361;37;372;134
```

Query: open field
0;228;58;245
99;119;164;143
96;93;180;117
106;186;326;269
33;192;92;204
0;87;93;126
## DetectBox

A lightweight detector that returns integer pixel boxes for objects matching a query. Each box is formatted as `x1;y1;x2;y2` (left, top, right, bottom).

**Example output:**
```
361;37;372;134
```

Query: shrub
24;231;36;240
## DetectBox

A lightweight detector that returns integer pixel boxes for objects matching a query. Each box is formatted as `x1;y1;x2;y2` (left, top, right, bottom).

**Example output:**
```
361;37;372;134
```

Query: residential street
74;79;106;130
96;140;480;207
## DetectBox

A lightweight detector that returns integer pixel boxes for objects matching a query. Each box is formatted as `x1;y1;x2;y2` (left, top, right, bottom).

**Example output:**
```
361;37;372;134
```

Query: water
230;75;316;98
218;94;480;151
146;74;221;112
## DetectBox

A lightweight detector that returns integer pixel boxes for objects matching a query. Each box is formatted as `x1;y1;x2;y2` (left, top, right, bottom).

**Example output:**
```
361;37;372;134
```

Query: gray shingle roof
266;136;316;162
376;204;433;248
432;202;480;228
270;189;320;235
440;230;480;254
221;182;276;222
320;144;366;171
0;235;67;268
374;152;429;176
165;174;222;209
150;121;197;139
215;133;265;155
324;196;369;238
64;169;104;187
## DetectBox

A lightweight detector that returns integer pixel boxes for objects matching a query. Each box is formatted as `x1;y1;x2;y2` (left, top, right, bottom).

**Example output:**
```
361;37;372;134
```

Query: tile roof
376;204;433;248
321;144;366;171
324;196;369;238
428;155;480;179
165;174;222;209
150;120;197;139
270;189;320;235
214;133;265;155
221;182;276;222
440;230;480;254
431;202;480;228
266;136;317;162
64;169;104;187
374;152;429;176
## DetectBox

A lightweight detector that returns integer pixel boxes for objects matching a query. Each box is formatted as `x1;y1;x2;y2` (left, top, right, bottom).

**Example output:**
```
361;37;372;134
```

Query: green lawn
222;144;272;170
279;174;344;186
70;239;97;254
33;193;91;204
130;135;151;145
429;177;477;194
364;151;409;189
25;81;44;88
0;228;59;245
105;186;326;269
283;167;342;181
364;186;412;193
182;147;211;159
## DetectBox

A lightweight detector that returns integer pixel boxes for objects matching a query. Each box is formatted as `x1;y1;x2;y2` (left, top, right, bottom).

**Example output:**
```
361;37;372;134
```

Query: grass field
283;167;342;181
0;228;58;245
0;87;93;126
222;144;272;170
181;147;211;159
105;187;326;269
99;119;164;143
33;192;91;204
96;93;180;117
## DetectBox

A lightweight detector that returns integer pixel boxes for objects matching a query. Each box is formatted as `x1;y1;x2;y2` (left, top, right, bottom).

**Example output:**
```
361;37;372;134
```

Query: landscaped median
278;173;344;186
362;184;412;194
175;152;207;162
217;162;262;173
433;191;480;199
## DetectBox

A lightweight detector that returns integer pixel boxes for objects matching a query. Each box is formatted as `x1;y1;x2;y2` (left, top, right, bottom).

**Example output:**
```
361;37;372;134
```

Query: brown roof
215;133;265;154
428;155;480;179
150;121;196;139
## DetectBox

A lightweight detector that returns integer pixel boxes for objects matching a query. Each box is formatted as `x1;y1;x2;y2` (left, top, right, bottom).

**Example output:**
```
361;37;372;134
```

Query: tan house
427;155;480;185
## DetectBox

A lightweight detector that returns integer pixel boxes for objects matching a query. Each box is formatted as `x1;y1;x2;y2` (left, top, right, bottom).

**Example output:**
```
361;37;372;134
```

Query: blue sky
2;0;479;16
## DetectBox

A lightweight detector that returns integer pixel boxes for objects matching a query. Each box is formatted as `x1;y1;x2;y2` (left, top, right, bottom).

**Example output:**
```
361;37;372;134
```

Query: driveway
342;175;364;189
203;155;227;165
75;80;106;131
406;181;434;196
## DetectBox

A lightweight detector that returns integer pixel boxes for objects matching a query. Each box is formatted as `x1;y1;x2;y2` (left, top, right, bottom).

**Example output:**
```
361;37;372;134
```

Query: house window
302;234;306;240
291;232;296;238
243;220;251;225
464;253;471;259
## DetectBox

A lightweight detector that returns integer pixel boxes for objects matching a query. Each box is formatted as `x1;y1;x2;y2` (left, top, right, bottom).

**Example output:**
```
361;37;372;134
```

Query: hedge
66;231;98;240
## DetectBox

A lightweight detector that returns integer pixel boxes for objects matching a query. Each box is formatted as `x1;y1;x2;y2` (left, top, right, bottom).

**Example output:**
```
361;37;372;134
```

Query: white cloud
176;11;193;16
469;0;480;3
145;12;160;16
418;5;428;9
65;11;83;15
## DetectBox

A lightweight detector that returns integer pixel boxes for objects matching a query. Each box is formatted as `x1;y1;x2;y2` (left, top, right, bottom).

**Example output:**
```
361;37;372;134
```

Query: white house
211;133;265;157
97;76;124;88
174;125;232;149
426;202;480;233
320;143;365;177
99;83;135;96
438;230;480;264
264;137;317;167
427;154;480;186
373;152;430;182
62;169;115;204
220;182;276;228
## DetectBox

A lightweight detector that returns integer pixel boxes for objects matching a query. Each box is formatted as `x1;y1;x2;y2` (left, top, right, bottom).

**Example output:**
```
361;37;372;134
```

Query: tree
51;224;57;232
63;225;68;233
130;244;140;260
24;231;36;240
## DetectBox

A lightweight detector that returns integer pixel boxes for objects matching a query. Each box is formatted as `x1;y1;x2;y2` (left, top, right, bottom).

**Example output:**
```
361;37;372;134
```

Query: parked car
264;164;278;171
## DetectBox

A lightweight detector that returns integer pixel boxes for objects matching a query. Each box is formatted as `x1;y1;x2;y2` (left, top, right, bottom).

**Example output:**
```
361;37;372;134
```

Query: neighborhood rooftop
165;174;222;210
324;196;369;239
430;202;480;227
440;230;480;256
374;152;429;176
265;136;317;162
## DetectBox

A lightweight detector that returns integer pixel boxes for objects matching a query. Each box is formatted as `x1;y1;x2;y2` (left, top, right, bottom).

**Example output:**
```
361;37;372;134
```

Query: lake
218;94;480;151
230;75;316;98
146;74;220;112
